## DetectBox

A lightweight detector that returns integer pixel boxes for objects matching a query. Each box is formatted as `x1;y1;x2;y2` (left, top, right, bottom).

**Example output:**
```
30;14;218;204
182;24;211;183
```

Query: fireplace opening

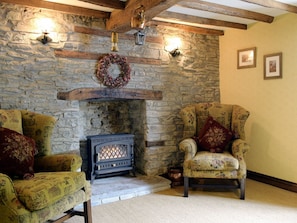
79;100;146;175
86;133;135;183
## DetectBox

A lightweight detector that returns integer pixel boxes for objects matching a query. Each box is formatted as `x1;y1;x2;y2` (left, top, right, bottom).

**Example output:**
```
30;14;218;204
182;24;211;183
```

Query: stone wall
0;3;220;176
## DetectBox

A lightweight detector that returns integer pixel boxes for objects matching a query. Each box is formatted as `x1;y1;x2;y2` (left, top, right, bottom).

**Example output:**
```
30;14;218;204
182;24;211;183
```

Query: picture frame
264;53;282;80
237;47;256;69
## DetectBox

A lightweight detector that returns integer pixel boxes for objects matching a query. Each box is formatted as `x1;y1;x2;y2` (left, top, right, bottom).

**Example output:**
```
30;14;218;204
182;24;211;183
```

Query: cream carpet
66;179;297;223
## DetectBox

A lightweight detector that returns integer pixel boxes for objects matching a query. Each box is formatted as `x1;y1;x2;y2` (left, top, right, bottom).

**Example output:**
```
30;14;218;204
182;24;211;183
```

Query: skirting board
247;170;297;193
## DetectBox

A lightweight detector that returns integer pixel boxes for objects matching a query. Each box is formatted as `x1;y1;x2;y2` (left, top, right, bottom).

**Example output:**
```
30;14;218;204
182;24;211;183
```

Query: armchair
0;109;92;223
179;102;250;199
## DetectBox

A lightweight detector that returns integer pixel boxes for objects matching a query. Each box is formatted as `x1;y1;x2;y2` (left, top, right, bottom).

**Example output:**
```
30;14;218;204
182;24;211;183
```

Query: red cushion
197;116;233;153
0;127;36;179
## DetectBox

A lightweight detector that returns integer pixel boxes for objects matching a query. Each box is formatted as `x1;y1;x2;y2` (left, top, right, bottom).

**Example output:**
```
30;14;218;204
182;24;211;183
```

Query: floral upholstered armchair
0;109;92;223
179;102;250;199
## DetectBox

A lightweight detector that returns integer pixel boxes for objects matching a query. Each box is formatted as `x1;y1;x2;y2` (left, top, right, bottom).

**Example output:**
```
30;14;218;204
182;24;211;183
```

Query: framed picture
237;47;256;69
264;53;282;80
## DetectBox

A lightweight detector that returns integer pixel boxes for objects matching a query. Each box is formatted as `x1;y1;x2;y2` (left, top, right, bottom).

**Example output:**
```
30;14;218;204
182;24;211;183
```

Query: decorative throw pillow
0;127;37;179
197;116;233;153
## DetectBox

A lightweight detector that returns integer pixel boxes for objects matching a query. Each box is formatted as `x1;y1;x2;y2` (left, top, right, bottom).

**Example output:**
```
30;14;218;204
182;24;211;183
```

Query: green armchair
179;102;250;199
0;109;92;223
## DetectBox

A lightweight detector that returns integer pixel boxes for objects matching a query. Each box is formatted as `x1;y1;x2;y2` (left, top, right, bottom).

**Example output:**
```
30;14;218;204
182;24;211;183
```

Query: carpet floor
66;179;297;223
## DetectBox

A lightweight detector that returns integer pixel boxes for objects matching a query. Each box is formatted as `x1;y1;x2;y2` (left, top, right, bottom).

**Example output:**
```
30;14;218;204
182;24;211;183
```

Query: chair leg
184;176;189;197
83;200;93;223
239;178;246;200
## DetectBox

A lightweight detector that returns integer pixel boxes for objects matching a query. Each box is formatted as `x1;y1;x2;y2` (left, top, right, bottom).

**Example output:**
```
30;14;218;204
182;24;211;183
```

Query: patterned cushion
13;172;87;211
197;116;233;153
0;109;23;134
0;127;36;179
187;151;239;171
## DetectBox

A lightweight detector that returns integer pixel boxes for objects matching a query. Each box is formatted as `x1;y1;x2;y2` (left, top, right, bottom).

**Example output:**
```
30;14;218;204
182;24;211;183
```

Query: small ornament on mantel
111;32;119;52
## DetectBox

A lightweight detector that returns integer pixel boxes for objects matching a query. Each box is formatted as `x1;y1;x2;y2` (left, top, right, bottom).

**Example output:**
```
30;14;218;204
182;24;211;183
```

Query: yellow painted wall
220;13;297;183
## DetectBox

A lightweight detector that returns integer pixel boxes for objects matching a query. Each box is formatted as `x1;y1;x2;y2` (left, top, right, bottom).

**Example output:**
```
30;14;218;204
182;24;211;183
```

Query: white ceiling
44;0;297;31
157;0;297;30
45;0;116;12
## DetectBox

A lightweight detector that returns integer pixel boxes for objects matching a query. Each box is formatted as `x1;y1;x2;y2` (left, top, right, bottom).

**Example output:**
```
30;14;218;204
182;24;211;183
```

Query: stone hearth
88;173;171;206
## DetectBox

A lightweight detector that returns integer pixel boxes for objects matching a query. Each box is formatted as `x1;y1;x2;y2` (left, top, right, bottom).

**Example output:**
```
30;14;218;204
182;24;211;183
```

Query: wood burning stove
86;133;135;183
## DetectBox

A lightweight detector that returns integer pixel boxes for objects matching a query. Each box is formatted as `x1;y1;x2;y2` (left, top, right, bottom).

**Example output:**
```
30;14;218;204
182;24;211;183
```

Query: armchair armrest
0;173;29;219
231;139;250;159
179;138;197;160
34;154;82;172
231;139;250;178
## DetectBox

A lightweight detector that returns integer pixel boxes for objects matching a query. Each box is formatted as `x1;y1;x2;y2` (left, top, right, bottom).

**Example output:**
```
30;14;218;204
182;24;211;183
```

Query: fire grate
86;134;135;183
99;144;128;160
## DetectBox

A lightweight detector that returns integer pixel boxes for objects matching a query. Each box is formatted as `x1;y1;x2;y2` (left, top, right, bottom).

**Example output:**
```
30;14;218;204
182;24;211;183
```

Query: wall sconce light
169;48;180;57
37;31;52;44
131;5;145;30
111;32;119;52
135;30;145;45
165;37;182;57
36;18;54;45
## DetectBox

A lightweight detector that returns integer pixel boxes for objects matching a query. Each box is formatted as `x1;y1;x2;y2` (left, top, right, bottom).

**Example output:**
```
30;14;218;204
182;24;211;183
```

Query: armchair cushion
0;127;36;179
185;151;239;171
13;172;87;211
0;109;23;134
196;116;233;153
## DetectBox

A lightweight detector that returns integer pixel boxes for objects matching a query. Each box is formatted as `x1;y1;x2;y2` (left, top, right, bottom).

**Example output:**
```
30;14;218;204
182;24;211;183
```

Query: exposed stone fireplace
60;87;174;176
79;99;146;175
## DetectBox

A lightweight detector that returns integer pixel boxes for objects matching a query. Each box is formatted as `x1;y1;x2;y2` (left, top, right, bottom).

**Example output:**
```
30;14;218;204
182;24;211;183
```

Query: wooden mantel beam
106;0;183;32
57;88;163;101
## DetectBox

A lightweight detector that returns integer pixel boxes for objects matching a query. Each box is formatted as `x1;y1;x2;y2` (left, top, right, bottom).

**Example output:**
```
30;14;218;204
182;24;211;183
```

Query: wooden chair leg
240;178;246;200
84;200;92;223
184;177;189;197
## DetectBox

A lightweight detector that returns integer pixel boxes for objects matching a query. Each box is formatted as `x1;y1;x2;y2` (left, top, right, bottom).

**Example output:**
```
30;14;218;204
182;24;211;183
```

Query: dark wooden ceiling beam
78;0;125;10
148;20;224;35
106;0;184;32
180;0;274;23
1;0;110;19
241;0;297;14
157;10;247;30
